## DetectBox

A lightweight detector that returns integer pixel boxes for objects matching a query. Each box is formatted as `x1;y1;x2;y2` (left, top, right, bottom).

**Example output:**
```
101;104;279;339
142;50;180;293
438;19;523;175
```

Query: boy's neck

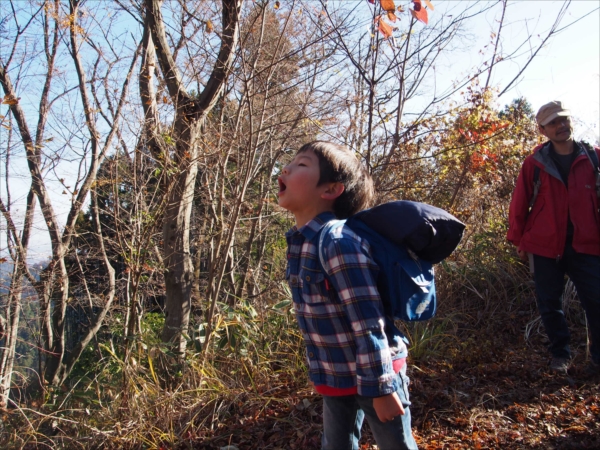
294;207;335;228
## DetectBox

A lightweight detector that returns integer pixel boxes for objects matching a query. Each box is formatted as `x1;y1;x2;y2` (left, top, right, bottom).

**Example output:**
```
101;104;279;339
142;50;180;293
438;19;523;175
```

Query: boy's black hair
297;141;374;218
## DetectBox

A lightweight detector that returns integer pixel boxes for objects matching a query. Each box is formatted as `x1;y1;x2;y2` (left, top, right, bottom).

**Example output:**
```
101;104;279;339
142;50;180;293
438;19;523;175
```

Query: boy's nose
282;166;290;174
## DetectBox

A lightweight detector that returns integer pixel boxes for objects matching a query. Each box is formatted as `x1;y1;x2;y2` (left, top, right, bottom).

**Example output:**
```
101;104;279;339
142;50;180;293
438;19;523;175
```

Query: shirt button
305;275;311;282
308;352;314;358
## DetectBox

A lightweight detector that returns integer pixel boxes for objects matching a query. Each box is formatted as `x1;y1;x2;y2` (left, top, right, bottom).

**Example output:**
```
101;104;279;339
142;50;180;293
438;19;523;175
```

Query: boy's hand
373;392;405;422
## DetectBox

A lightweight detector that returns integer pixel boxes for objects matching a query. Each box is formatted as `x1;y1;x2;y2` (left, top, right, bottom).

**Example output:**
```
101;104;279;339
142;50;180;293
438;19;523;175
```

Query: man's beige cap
536;101;570;126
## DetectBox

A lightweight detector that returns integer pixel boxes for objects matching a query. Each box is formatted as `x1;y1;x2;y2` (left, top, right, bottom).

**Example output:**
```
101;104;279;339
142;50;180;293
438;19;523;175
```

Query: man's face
277;149;326;217
539;116;573;143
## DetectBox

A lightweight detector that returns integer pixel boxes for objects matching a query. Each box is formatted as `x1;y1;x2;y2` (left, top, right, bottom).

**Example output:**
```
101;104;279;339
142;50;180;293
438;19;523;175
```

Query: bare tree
193;0;339;350
139;0;243;355
315;0;576;201
0;0;138;400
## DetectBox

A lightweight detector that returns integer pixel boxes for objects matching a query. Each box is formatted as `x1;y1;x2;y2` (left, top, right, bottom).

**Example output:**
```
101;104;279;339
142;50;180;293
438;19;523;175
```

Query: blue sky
464;1;599;142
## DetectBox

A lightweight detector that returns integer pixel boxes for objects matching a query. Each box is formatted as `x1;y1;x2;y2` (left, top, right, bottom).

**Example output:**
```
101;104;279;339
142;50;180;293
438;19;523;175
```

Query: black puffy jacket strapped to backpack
318;201;465;322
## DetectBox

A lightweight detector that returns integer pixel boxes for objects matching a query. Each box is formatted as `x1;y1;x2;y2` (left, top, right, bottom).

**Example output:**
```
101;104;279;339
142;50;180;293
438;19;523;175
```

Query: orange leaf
205;19;213;33
424;0;434;10
387;11;397;22
380;0;395;12
410;3;428;24
376;17;393;39
2;95;19;105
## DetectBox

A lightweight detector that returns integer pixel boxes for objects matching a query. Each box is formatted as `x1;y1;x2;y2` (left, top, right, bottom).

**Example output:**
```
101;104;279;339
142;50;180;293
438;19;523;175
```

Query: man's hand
517;249;528;261
373;392;405;422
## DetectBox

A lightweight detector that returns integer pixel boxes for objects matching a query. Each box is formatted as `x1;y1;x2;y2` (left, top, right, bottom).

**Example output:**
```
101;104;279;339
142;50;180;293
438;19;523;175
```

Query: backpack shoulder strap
317;219;345;275
581;142;600;202
581;141;599;164
529;165;542;211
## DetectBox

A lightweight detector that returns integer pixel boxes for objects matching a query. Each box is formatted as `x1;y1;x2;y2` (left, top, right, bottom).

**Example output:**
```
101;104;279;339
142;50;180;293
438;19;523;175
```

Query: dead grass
2;244;598;449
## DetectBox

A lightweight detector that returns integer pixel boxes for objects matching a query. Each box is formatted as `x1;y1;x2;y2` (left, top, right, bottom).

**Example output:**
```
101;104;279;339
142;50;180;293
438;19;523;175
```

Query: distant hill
0;260;45;295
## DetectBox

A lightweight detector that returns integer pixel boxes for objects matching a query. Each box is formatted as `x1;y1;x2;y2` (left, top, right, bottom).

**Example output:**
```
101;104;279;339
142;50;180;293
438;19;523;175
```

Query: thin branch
498;1;570;98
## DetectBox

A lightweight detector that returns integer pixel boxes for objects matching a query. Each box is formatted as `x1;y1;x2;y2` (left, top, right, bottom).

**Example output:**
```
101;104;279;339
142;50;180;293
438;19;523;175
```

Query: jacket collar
286;211;337;241
533;141;587;179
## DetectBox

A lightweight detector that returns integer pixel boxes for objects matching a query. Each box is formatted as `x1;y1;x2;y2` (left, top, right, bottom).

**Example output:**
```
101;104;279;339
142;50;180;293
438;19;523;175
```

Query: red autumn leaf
368;0;375;4
380;0;395;12
411;2;428;24
376;17;394;39
424;0;434;10
413;0;422;11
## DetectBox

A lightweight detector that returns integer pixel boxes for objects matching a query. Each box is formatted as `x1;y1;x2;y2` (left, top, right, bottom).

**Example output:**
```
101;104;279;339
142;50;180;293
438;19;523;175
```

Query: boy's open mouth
278;177;286;194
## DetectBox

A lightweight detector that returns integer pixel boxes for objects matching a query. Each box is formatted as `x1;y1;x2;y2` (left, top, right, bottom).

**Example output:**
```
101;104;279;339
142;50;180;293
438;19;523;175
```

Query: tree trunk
160;120;201;352
143;0;242;355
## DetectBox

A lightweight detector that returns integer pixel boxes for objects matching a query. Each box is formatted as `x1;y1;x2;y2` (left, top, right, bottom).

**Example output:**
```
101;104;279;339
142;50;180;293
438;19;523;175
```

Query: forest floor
188;295;600;450
5;293;599;450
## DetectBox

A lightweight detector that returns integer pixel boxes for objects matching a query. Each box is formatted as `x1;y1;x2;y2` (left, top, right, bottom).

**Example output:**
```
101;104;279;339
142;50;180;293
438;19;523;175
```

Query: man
507;100;600;375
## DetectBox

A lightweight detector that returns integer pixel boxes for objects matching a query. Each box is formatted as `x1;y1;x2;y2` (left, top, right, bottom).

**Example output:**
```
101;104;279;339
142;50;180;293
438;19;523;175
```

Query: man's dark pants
533;242;600;365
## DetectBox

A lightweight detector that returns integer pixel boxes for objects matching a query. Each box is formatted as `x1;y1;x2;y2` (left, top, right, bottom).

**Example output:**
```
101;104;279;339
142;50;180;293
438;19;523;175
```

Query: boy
278;141;417;450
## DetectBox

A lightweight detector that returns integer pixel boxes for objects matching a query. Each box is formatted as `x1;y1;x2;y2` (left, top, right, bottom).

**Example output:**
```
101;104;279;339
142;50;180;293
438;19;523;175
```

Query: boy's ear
321;182;345;200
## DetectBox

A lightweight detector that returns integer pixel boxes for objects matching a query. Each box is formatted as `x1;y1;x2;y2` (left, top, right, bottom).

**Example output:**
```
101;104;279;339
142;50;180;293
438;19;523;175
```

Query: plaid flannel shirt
285;212;408;397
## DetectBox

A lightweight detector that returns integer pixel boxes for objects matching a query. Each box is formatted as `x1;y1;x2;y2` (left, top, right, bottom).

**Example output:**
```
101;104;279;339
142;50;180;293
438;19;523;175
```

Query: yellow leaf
274;1;280;9
205;19;213;33
424;0;434;10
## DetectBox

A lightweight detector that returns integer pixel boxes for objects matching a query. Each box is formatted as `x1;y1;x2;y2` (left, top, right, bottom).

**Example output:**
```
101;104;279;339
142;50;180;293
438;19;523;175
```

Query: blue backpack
318;201;465;322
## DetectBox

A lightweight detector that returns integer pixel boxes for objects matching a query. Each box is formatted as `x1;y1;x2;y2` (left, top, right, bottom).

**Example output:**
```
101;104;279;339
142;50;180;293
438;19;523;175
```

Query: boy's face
277;150;335;225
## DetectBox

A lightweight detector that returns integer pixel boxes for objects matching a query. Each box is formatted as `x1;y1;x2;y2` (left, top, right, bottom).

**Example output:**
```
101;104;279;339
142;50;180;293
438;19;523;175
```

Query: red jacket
507;142;600;259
